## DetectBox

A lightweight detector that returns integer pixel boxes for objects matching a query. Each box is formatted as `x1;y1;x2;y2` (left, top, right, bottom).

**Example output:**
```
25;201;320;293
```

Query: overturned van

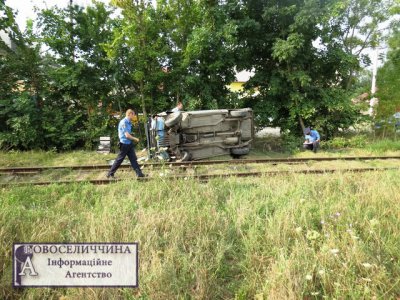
147;108;254;161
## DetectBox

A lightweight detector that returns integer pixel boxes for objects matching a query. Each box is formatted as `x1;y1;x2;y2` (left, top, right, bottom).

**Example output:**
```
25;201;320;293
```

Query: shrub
323;135;368;149
281;133;303;153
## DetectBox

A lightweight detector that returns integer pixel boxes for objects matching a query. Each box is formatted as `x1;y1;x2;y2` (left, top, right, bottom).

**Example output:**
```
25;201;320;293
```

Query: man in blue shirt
303;127;320;153
107;109;145;179
151;115;166;147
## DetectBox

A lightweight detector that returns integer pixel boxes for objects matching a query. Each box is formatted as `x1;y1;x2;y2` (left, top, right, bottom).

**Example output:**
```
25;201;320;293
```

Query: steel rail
1;167;398;187
1;156;400;174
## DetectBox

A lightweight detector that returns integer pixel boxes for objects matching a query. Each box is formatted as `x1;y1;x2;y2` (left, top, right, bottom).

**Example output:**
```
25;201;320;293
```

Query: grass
1;137;400;299
365;139;400;152
0;149;149;168
1;170;400;299
1;137;400;168
2;158;400;185
0;150;115;167
253;136;400;157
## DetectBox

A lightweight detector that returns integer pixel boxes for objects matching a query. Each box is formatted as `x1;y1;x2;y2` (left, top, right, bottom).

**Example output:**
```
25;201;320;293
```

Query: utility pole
371;48;378;95
369;48;379;117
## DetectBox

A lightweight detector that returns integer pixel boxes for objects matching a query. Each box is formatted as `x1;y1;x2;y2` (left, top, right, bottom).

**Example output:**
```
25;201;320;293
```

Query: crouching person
107;109;145;179
303;127;320;153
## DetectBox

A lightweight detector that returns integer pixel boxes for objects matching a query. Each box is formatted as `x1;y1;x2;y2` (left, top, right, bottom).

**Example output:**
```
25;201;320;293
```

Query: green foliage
314;88;368;138
38;2;123;150
0;0;397;150
281;132;304;153
323;135;368;149
229;0;392;136
107;0;169;117
0;3;46;150
0;2;120;150
107;0;237;116
41;105;84;151
253;135;298;153
0;93;39;149
82;111;113;150
376;25;400;119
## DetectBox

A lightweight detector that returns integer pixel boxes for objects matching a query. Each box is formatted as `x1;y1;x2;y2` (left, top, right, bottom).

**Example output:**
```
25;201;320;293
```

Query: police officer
303;127;321;153
107;109;145;179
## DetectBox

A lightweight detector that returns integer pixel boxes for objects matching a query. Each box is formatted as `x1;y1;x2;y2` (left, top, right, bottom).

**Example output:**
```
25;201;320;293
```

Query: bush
0;93;41;150
255;134;309;154
281;133;304;153
323;135;368;149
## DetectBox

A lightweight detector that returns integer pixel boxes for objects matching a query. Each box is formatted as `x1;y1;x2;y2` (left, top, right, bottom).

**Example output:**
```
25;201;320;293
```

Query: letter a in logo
18;256;38;276
14;245;38;286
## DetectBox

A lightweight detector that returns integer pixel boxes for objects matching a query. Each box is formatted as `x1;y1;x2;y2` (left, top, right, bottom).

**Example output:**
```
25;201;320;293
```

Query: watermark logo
13;243;138;288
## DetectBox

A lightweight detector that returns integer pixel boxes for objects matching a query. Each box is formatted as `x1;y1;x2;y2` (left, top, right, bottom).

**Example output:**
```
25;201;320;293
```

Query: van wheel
165;112;183;127
230;110;248;118
230;146;250;158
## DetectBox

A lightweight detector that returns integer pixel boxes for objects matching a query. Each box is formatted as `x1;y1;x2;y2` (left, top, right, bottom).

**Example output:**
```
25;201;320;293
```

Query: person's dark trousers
312;141;319;153
303;142;320;152
108;143;144;177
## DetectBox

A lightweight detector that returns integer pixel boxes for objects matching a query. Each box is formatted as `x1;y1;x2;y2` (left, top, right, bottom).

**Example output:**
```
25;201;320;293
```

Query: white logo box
13;243;138;288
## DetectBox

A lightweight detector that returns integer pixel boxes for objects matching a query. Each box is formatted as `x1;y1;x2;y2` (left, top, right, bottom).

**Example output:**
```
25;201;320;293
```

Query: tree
109;0;238;115
0;1;46;149
324;0;394;90
167;0;237;110
0;2;120;150
228;0;387;137
108;0;169;118
156;0;202;110
376;21;400;119
37;2;118;148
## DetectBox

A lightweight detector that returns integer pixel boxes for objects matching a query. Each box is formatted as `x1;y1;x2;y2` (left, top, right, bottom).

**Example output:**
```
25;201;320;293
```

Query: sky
5;0;109;30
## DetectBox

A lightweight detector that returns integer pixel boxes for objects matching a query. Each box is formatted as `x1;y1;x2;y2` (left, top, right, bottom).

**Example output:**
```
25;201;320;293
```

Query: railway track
1;155;400;174
1;167;398;187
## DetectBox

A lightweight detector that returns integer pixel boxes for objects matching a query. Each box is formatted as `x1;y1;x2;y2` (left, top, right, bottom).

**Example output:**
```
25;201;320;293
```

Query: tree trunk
298;115;305;134
346;69;353;90
140;79;147;119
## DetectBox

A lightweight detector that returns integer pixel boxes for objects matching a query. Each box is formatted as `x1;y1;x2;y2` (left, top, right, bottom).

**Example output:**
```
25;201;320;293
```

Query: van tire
165;112;182;127
230;146;250;158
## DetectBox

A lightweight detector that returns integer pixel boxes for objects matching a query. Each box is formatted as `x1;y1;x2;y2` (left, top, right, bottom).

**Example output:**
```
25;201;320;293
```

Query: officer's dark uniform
107;117;144;178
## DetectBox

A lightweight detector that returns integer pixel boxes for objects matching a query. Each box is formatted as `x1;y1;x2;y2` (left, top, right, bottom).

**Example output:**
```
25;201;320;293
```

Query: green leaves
376;27;400;120
231;0;394;136
272;33;305;63
0;0;397;150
